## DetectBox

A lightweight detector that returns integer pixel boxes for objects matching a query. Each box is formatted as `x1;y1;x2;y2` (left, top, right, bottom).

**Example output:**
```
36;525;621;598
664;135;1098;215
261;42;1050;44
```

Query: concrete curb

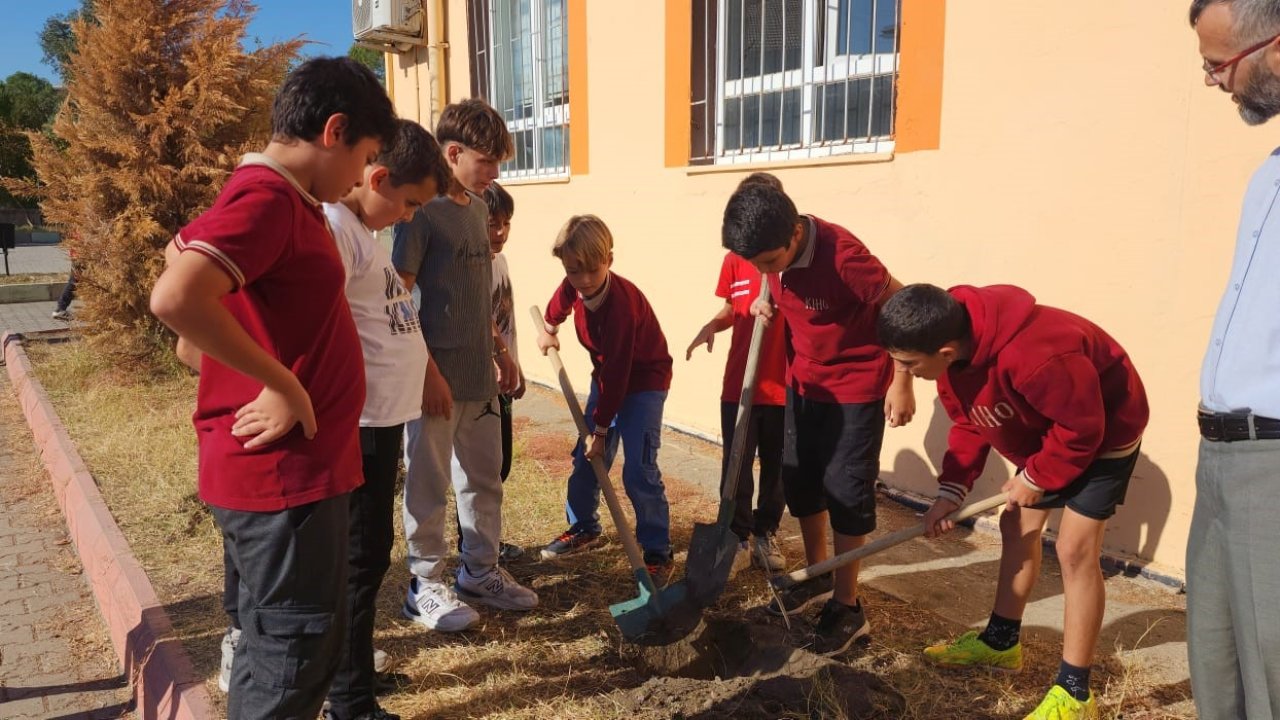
0;282;62;304
2;332;215;720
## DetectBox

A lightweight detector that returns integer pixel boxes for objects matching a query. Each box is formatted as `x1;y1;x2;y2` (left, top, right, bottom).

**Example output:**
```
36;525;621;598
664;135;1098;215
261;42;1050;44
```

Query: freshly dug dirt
616;616;905;719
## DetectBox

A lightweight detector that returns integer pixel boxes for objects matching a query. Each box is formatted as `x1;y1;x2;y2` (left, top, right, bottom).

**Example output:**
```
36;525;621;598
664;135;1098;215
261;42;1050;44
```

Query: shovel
530;306;702;645
770;492;1011;591
678;283;772;608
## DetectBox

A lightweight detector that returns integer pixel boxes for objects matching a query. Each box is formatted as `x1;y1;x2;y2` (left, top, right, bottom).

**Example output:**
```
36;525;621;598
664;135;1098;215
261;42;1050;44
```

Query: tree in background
4;0;300;366
348;43;387;85
39;0;96;83
0;72;63;207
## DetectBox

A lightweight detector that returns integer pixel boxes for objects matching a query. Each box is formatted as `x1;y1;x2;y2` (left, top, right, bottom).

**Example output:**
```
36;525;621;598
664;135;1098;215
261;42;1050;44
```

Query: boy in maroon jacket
877;283;1148;720
536;215;676;579
722;183;915;656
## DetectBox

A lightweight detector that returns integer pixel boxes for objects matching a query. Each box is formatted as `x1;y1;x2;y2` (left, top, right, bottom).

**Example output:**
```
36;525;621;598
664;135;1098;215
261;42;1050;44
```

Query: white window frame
481;0;570;179
712;0;898;165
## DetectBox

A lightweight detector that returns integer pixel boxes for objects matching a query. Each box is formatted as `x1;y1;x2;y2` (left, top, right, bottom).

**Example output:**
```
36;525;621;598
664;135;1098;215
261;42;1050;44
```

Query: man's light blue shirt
1201;148;1280;418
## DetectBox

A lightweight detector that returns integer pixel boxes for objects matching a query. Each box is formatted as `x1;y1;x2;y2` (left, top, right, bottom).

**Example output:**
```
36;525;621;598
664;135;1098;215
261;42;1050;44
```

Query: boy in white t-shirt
453;181;524;560
320;119;449;720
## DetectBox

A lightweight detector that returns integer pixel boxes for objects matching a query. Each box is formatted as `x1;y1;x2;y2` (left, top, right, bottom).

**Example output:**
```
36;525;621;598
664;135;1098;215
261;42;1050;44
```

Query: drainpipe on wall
424;0;450;127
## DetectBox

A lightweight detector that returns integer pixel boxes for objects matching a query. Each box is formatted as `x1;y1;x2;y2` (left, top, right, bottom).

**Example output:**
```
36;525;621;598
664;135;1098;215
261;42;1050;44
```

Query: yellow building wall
389;0;1275;579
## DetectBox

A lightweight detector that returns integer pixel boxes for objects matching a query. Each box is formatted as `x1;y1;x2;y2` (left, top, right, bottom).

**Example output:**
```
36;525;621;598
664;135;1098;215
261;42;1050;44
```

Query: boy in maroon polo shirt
687;173;791;572
536;215;676;580
150;57;396;720
877;284;1147;719
721;183;914;656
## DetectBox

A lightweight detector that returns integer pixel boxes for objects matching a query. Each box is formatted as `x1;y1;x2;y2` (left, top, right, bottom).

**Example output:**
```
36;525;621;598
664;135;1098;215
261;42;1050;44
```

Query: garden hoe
677;283;772;609
530;306;702;646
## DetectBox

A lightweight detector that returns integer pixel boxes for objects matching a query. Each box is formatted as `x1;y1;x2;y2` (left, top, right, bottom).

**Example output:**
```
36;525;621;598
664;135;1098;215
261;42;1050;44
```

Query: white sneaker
373;648;391;674
402;576;479;632
455;565;539;610
218;626;240;693
752;532;786;572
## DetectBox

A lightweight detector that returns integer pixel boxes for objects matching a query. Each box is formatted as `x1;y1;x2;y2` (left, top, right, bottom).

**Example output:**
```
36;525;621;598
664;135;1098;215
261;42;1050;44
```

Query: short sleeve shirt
177;154;365;511
714;252;787;405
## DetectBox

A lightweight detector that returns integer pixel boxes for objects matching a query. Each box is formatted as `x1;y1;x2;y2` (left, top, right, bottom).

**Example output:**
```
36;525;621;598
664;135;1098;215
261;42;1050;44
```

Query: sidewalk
1;244;71;276
0;374;132;719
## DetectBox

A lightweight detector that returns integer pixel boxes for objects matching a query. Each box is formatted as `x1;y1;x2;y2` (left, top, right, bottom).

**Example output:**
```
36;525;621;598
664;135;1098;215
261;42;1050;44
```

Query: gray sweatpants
403;398;503;579
1188;437;1280;719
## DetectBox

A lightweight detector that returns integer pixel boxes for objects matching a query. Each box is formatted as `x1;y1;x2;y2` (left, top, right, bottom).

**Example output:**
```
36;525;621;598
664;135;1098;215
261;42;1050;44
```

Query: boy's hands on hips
922;497;961;538
423;362;454;420
231;376;317;449
1002;472;1044;511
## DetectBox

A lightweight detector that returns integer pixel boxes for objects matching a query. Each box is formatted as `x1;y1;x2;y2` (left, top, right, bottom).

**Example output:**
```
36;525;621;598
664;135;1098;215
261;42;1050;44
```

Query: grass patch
26;338;1195;719
0;272;67;286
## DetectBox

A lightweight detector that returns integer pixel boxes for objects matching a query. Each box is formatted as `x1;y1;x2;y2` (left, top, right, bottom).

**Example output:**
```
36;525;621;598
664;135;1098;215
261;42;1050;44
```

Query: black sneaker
643;550;675;588
809;598;870;656
540;527;602;559
498;541;525;561
766;574;834;616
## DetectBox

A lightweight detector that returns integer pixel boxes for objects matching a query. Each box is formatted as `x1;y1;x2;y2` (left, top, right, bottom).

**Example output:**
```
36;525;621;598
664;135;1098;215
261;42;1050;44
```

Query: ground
19;337;1195;719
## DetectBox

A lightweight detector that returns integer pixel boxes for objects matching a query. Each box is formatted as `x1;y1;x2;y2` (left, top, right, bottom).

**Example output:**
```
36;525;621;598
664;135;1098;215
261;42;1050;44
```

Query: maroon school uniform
766;216;893;402
715;252;787;406
176;156;365;512
936;285;1149;505
544;272;673;428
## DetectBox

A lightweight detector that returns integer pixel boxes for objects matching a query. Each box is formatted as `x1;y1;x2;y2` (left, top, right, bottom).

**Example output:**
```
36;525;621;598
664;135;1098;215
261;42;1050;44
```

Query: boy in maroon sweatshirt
722;183;915;657
535;215;675;579
877;283;1148;719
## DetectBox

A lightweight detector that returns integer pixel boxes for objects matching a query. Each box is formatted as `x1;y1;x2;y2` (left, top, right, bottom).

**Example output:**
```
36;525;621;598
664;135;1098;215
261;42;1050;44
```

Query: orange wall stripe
665;0;693;167
896;0;945;153
568;0;590;175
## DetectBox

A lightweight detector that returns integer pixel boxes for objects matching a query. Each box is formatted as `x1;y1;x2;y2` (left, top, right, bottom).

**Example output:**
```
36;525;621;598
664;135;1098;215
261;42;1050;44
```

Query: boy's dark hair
484;181;514;220
736;171;784;192
721;184;799;258
435;99;515;161
876;284;971;353
378;119;450;192
271;56;397;146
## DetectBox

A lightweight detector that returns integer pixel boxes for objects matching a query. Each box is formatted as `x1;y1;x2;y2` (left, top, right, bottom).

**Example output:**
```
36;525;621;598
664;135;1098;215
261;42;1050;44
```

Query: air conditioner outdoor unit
353;0;425;48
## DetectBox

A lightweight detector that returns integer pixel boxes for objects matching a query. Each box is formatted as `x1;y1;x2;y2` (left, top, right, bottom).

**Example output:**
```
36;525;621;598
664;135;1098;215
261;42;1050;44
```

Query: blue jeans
566;383;671;555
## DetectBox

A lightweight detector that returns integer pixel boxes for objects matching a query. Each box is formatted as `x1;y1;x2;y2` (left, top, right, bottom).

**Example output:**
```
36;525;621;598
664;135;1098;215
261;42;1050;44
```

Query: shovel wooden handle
773;492;1010;589
531;306;652;579
720;281;771;505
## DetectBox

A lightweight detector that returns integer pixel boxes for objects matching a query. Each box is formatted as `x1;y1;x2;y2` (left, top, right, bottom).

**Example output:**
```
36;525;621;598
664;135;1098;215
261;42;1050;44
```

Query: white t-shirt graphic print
324;201;429;427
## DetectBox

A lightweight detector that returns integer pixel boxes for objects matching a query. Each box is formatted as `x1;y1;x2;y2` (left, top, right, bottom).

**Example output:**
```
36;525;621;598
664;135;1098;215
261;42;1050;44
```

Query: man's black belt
1198;409;1280;442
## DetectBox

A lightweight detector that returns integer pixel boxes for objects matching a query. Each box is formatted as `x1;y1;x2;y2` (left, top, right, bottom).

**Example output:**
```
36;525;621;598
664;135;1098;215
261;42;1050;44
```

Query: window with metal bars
691;0;899;165
467;0;569;178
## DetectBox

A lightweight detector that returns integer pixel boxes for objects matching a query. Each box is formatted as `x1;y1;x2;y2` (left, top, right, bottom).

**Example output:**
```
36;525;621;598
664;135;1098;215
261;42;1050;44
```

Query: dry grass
26;338;1196;720
0;272;68;286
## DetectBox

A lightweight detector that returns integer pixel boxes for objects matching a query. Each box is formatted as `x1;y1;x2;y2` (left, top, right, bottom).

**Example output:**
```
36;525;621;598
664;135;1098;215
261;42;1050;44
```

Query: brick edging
2;332;215;720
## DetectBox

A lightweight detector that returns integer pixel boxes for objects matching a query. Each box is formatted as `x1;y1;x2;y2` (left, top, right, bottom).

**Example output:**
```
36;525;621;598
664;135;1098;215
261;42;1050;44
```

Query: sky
0;1;356;84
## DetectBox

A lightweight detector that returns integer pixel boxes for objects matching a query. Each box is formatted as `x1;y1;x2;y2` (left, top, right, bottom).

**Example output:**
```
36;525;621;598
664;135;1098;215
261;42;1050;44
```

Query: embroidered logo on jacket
969;402;1016;428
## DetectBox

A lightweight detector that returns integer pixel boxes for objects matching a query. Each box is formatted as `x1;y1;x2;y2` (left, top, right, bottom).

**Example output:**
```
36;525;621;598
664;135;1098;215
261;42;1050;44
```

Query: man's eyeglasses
1204;31;1280;89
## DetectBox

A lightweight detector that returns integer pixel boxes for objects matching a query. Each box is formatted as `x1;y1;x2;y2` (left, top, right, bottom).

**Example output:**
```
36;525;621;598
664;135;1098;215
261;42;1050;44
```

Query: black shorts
1030;446;1139;520
782;389;885;537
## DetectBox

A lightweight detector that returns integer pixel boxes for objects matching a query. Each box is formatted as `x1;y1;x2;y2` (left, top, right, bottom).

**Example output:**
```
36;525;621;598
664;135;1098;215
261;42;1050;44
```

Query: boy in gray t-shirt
392;100;538;633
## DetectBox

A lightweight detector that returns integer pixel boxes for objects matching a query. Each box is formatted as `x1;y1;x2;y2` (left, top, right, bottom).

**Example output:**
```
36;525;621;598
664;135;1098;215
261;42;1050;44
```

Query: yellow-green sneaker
1023;685;1098;720
922;630;1023;671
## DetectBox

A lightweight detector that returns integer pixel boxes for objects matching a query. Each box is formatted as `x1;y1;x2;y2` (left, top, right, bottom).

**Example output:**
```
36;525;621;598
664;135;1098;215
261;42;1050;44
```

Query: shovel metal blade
682;520;741;608
611;568;703;646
